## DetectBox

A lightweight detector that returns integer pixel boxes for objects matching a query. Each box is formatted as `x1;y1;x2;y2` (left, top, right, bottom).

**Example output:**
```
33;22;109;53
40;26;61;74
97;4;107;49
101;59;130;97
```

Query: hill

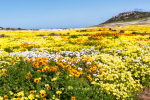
91;11;150;27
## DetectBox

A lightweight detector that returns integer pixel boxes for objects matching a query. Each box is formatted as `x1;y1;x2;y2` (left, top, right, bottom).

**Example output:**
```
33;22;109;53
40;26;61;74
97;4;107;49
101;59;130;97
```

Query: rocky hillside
104;11;150;23
91;11;150;27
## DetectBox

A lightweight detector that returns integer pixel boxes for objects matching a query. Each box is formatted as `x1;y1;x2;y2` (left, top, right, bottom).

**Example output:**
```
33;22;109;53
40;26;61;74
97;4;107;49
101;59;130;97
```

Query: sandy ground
0;28;91;32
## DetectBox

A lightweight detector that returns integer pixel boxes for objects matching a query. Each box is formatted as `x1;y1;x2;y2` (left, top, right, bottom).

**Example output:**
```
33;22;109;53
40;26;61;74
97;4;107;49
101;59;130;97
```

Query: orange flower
43;98;46;100
27;72;31;76
37;70;41;72
99;66;102;69
3;69;7;73
34;78;40;83
74;66;77;69
2;72;5;76
36;66;40;69
25;58;28;61
100;71;103;74
40;93;46;98
4;95;8;99
89;78;92;81
11;60;14;63
30;90;34;94
46;85;50;89
26;76;29;79
93;62;97;66
71;96;76;100
42;68;46;72
30;57;33;60
45;66;50;71
16;98;21;100
88;70;91;73
75;74;80;77
53;68;57;71
50;69;53;72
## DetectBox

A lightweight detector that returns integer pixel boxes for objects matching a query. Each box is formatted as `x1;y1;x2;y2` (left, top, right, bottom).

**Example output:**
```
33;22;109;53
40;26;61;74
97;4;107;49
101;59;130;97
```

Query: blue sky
0;0;150;29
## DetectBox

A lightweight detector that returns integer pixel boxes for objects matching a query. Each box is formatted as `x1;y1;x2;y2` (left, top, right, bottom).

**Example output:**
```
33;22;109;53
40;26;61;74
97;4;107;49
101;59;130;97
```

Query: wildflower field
1;25;150;100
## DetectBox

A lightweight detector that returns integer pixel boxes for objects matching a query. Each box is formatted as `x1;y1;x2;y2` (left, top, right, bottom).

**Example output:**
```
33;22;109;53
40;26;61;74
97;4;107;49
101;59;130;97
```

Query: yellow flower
61;88;64;90
27;72;31;76
52;96;55;99
0;96;3;100
30;90;35;94
24;97;29;100
91;81;96;85
34;78;40;83
40;90;46;94
51;77;57;81
28;94;34;99
4;95;8;99
14;94;17;96
17;91;24;97
71;96;76;100
68;86;73;89
40;93;46;98
9;91;14;95
95;78;99;81
45;84;49;87
56;72;60;76
56;91;62;95
35;95;39;98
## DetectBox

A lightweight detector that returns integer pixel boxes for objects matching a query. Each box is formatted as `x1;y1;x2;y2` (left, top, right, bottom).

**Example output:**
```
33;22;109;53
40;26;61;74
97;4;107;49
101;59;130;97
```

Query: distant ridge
91;11;150;27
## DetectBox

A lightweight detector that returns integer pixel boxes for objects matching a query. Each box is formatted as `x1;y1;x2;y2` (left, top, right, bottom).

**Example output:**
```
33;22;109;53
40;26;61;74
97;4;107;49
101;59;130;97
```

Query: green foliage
0;57;113;99
114;35;119;39
88;36;93;40
4;47;13;52
68;35;78;39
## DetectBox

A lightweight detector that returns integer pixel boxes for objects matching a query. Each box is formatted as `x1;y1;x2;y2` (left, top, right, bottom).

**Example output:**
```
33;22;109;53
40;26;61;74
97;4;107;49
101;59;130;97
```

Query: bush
80;30;86;32
112;29;116;31
0;34;10;38
120;30;124;33
48;33;56;36
82;34;89;36
0;34;5;37
67;33;70;36
132;32;138;34
36;34;45;37
62;34;66;36
68;35;78;39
